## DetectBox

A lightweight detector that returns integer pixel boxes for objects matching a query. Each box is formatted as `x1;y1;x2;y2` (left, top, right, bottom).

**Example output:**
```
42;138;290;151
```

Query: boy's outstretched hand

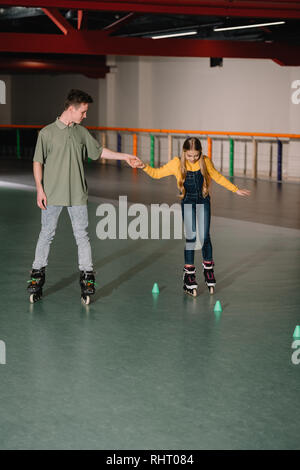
236;189;251;196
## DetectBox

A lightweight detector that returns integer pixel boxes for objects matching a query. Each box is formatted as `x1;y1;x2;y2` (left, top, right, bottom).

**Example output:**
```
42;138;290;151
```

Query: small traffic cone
152;282;160;294
214;300;222;313
293;325;300;338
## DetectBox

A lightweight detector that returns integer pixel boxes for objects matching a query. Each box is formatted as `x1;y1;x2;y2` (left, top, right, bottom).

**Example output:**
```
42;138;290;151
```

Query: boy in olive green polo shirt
27;89;140;303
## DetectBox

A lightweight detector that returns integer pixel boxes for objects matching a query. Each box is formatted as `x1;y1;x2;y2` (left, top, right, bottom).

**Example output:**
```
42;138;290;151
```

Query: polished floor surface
0;160;299;450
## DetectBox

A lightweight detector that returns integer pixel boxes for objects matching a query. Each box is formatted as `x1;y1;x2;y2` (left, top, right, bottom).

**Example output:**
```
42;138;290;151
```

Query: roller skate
27;267;46;303
183;265;198;297
202;260;216;294
80;270;96;305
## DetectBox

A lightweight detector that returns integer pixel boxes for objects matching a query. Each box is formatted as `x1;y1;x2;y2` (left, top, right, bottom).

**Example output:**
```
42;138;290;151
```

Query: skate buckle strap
203;261;214;269
184;266;196;273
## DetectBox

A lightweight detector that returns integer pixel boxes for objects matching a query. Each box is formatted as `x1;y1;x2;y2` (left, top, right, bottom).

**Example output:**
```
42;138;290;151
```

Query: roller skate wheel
184;287;197;297
29;292;42;303
82;295;90;305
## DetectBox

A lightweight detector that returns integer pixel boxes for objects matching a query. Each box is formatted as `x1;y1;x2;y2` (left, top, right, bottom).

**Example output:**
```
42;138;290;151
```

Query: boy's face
70;103;89;123
185;150;200;163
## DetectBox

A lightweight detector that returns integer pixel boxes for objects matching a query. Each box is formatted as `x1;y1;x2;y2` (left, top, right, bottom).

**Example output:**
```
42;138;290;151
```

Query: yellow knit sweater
143;156;239;193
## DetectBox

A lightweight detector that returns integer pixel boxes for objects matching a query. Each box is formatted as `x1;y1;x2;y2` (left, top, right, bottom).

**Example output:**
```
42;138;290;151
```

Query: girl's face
185;150;200;163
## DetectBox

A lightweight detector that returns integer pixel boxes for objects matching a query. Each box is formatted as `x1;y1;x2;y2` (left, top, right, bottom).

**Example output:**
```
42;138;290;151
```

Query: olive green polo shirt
33;118;103;206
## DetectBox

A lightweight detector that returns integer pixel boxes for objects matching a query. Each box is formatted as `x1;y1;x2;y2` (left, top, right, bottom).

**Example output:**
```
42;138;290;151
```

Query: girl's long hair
178;137;211;199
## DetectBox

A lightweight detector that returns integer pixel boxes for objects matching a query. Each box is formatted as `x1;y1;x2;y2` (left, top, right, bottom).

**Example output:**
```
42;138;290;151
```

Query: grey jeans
32;205;93;271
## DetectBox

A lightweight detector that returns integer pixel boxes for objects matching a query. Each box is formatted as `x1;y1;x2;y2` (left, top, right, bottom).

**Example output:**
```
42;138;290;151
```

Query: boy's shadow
44;239;174;300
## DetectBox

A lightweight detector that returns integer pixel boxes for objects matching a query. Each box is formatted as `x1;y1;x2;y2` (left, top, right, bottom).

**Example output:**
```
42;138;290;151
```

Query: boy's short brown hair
64;89;93;110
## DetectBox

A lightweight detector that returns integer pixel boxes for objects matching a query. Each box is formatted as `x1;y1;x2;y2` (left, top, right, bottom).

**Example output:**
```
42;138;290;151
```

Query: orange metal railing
0;124;299;182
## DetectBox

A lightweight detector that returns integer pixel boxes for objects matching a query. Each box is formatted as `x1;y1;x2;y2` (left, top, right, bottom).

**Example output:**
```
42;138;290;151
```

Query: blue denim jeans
32;205;93;271
181;170;213;265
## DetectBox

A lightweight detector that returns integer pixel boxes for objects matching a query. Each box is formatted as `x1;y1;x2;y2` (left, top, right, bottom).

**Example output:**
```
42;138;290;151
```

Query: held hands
236;189;251;197
125;155;146;169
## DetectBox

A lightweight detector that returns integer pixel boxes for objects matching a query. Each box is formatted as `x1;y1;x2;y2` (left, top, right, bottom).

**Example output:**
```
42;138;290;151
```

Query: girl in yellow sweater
135;137;250;296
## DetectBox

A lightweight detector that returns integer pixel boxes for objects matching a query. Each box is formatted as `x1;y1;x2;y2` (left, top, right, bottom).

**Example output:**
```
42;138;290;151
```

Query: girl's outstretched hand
135;160;146;169
236;189;251;197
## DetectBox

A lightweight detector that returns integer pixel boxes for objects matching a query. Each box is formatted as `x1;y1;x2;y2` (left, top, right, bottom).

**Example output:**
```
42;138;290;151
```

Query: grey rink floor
0;161;299;450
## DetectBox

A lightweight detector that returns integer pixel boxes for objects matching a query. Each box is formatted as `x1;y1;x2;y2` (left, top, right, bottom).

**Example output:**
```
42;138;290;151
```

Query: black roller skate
202;260;216;294
80;270;96;305
27;267;46;303
183;265;198;297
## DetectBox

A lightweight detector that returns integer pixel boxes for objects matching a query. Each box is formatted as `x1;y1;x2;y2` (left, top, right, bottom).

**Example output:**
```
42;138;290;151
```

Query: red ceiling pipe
0;57;110;78
1;32;300;66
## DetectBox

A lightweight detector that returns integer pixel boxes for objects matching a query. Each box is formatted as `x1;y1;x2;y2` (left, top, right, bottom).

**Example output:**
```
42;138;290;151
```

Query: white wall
288;69;300;180
105;56;300;180
107;57;296;132
5;59;300;132
3;57;300;180
11;74;103;126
